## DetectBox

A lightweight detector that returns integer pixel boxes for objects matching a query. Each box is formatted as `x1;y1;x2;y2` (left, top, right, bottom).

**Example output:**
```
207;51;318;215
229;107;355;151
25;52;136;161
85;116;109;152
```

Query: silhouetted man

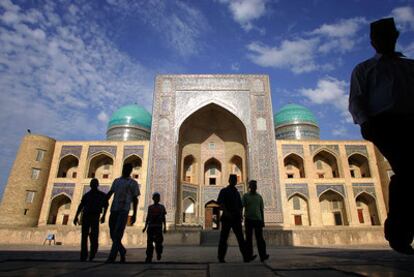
217;174;255;263
106;163;140;263
74;178;108;261
349;17;414;254
242;180;269;262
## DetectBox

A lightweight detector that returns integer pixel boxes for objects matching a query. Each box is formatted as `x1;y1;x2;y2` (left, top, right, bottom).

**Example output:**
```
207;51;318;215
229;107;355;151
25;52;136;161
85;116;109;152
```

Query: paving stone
333;265;414;277
209;263;275;277
275;269;355;277
138;269;206;276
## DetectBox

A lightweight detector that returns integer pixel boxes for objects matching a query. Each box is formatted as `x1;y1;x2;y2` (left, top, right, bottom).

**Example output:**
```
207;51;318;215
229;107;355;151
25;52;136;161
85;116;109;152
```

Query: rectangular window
104;164;110;170
25;191;36;203
210;168;215;175
350;170;355;178
287;174;294;179
293;197;300;210
332;201;339;209
318;173;324;179
31;168;41;180
208;143;215;150
209;178;216;185
72;172;77;178
35;149;46;161
133;174;139;179
103;174;109;179
64;203;71;210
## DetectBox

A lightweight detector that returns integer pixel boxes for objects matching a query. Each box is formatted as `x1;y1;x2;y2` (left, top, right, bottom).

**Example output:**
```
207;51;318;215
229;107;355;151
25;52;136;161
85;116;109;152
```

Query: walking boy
73;178;108;261
143;192;167;263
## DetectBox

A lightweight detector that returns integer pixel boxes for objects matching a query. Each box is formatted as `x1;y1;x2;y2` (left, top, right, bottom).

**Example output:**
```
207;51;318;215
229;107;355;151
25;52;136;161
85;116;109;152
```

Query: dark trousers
81;213;100;260
218;220;247;260
361;113;414;246
108;211;128;260
146;226;164;260
245;219;267;259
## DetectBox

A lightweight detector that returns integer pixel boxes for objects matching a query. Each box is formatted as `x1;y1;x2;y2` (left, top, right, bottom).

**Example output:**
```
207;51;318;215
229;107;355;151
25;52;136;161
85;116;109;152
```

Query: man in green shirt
242;180;269;262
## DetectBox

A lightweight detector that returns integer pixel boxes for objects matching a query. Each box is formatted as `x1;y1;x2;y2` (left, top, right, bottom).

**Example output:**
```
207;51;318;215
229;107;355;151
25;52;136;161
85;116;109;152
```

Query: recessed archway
348;154;371;178
205;200;220;230
87;153;114;179
356;193;380;225
319;190;348;226
313;150;340;178
124;155;142;180
284;153;305;178
57;155;79;178
177;103;248;226
47;194;71;225
288;194;310;226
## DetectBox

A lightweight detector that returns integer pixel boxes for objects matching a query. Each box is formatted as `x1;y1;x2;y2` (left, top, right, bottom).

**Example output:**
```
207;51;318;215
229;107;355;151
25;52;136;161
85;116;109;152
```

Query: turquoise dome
108;104;152;130
274;104;318;127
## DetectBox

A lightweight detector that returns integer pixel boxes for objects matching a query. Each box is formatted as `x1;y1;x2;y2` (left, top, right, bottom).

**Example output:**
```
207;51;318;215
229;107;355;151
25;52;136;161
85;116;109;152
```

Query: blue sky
0;0;413;194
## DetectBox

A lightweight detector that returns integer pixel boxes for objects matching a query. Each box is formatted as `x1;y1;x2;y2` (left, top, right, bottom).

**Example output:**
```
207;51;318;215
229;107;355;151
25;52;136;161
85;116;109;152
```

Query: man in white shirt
349;18;414;254
106;163;140;263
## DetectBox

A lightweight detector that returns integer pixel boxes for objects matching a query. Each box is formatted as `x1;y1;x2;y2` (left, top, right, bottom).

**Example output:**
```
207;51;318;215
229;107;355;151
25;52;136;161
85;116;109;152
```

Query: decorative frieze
345;145;368;157
310;144;339;156
316;184;346;197
123;145;144;159
352;183;376;198
286;183;309;199
282;144;304;157
51;183;75;199
87;146;117;159
60;146;82;159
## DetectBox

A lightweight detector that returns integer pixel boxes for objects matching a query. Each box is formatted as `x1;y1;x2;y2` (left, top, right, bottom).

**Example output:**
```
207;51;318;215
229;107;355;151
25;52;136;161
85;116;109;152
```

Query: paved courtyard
0;244;413;276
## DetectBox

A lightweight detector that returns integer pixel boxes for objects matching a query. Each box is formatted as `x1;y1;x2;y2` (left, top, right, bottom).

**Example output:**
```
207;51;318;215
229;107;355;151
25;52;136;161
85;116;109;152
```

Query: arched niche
229;155;243;183
124;155;142;180
182;197;196;224
205;200;220;230
183;155;197;183
313;150;340;178
319;190;348;226
348;153;371;178
87;153;114;179
47;194;71;225
284;153;305;178
204;158;222;186
57;155;79;178
356;192;380;225
287;194;310;226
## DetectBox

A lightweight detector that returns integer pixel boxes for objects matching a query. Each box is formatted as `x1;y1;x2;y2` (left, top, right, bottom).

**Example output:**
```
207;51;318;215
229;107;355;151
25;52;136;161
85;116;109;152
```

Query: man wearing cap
349;17;414;254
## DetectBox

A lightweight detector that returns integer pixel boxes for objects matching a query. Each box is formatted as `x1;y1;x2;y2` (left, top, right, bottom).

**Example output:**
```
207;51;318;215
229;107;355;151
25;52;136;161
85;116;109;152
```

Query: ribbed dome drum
274;104;320;140
106;104;152;141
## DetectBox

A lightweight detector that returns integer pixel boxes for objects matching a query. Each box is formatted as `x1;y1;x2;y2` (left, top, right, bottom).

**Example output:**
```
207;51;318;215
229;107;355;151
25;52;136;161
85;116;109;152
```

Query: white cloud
299;77;352;122
106;0;209;57
392;6;414;32
0;1;154;189
247;38;320;74
217;0;268;31
404;41;414;57
247;17;368;73
332;126;349;137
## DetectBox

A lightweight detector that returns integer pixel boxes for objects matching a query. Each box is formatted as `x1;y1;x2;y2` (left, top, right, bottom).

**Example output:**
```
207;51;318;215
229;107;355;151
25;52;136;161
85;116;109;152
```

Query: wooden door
62;215;69;225
357;209;364;223
294;215;302;226
205;207;213;229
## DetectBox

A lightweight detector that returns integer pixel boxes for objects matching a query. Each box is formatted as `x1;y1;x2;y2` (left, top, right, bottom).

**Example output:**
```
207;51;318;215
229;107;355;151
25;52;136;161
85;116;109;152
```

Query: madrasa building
0;75;389;246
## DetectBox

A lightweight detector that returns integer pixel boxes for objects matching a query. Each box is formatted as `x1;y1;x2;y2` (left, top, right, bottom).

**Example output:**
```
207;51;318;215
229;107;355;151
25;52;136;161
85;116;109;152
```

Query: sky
0;0;413;194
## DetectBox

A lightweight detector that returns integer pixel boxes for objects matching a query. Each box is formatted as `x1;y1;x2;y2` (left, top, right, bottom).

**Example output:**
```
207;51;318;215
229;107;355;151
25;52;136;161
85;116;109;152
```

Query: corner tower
0;134;56;227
